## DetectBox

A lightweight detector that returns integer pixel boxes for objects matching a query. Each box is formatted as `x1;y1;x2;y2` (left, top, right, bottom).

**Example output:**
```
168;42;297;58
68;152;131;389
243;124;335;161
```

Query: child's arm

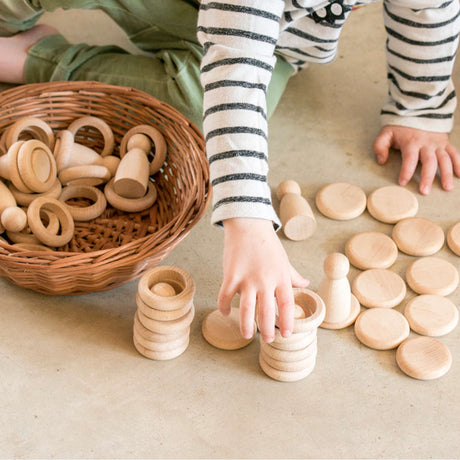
375;0;460;192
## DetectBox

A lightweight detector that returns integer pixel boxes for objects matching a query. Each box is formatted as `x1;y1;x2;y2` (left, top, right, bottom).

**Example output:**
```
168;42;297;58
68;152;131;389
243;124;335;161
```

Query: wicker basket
0;81;210;295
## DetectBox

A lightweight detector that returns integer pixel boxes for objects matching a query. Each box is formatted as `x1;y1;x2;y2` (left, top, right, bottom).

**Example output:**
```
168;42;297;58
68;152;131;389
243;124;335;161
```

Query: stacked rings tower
259;288;325;382
134;266;195;360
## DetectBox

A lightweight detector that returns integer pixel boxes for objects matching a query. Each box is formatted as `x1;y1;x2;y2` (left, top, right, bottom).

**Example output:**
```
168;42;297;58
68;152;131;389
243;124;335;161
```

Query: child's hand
373;125;460;194
220;217;309;343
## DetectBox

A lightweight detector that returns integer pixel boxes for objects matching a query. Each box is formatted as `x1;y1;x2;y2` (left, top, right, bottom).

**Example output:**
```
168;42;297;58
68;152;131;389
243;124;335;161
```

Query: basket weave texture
0;81;210;295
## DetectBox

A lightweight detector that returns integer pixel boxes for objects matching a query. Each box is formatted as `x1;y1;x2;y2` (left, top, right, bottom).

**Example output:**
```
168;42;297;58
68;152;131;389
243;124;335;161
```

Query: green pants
0;0;294;130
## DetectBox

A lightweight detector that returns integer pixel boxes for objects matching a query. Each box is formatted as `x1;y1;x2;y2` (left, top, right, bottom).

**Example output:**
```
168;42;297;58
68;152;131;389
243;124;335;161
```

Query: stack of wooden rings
0;115;167;250
259;288;325;382
133;266;195;360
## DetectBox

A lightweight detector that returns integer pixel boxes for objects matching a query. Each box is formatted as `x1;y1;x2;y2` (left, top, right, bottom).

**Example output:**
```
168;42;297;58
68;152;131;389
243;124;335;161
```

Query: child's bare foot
0;24;58;84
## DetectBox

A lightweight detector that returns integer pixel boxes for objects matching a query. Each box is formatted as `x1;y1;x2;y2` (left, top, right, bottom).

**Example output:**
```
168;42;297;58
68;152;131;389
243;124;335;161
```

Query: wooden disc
260;347;316;372
447;221;460;256
133;335;189;361
258;353;316;382
392;217;444;256
320;294;361;330
354;308;410;350
270;328;316;351
396;337;452;380
352;269;406;308
201;307;256;350
404;295;459;337
406;257;459;296
345;231;398;270
260;337;317;362
315;182;367;220
367;185;418;224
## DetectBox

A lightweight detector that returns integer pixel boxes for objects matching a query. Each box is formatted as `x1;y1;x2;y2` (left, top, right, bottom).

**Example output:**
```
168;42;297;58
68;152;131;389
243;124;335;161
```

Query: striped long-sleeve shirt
197;0;460;228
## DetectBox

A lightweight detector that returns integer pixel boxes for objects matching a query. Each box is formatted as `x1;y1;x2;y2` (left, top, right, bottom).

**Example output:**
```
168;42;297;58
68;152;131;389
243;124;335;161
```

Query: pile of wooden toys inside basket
0;115;166;251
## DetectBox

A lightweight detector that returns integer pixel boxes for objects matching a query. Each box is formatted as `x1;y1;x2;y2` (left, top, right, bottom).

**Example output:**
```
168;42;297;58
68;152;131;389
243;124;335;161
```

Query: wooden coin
392;217;444;256
406;257;459;296
270;328;316;351
136;293;192;322
404;295;459;337
396;337;452;380
201;307;256;350
259;347;316;372
315;182;367;220
133;335;189;361
137;305;194;335
260;337;317;362
447;221;460;256
351;269;406;308
258;353;316;382
367;185;418;224
320;294;361;330
345;231;398;270
354;308;410;350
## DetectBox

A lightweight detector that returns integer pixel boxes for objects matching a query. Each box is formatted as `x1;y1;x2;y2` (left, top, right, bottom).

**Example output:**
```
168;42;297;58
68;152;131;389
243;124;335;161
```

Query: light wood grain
396;336;452;380
447;221;460;256
133;335;189;361
104;177;157;212
367;185;418;224
406;256;459;296
315;182;366;220
59;184;107;221
258;353;316;382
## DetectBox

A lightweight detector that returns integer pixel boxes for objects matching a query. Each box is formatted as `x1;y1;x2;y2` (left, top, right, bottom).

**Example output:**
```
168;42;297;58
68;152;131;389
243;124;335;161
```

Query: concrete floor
1;3;459;459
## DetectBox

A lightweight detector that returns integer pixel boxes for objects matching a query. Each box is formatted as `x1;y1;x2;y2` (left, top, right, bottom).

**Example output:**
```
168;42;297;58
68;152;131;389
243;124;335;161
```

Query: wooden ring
119;125;167;174
7;209;60;244
8;178;62;206
5;141;33;193
134;311;189;343
27;197;74;247
136;305;195;335
133;322;189;352
59;184;107;221
66;116;114;157
138;266;195;311
104;178;157;212
5;117;55;150
58;165;111;186
133;335;189;361
17;140;57;193
136;292;193;322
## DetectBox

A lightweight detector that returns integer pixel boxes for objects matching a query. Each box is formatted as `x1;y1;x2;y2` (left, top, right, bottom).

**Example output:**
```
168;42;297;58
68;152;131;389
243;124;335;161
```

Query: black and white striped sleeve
381;0;460;132
197;0;284;227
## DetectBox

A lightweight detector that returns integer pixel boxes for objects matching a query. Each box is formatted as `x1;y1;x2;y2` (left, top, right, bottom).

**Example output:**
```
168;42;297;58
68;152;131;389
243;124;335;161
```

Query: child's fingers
419;147;438;194
275;284;295;338
437;148;454;191
217;283;236;316
256;291;276;343
289;264;310;288
446;144;460;177
372;127;393;165
238;289;257;339
398;144;419;186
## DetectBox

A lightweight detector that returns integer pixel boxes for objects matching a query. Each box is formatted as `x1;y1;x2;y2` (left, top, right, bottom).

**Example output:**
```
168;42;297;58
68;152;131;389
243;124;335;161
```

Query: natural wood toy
404;295;459;337
261;288;324;382
396;336;452;380
8;178;62;206
354;308;410;350
406;256;459;296
58;164;111;187
59;185;107;221
345;231;398;270
26;197;75;247
392;217;444;256
315;182;367;220
119;124;167;176
66;116;115;157
2;117;55;150
276;180;316;241
202;307;256;350
367;185;418;224
0;180;27;233
447;221;460;256
54;129;120;176
114;133;151;198
352;268;407;309
134;265;195;360
0;140;57;193
318;253;361;330
104;177;157;212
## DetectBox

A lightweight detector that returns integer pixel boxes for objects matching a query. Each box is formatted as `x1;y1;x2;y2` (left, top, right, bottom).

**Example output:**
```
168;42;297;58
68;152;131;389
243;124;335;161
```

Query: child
1;0;459;344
